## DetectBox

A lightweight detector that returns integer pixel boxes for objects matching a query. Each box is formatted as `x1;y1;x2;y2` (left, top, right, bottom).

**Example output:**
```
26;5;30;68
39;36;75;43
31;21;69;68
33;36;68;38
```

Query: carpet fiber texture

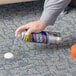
0;1;76;76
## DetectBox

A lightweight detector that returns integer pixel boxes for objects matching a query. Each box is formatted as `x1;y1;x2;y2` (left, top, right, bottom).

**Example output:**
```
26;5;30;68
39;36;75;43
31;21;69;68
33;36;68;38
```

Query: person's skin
15;20;47;36
15;0;71;37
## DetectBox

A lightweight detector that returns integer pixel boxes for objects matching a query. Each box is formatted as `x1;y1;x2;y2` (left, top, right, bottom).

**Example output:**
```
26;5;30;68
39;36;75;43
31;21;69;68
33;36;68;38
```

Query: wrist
38;20;47;27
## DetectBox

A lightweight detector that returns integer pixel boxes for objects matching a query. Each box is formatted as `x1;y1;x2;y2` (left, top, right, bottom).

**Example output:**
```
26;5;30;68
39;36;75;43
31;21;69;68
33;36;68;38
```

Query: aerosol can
20;31;62;44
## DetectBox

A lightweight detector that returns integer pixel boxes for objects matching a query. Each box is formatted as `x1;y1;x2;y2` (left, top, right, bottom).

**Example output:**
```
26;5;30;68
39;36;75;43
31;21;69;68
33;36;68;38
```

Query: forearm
40;0;71;25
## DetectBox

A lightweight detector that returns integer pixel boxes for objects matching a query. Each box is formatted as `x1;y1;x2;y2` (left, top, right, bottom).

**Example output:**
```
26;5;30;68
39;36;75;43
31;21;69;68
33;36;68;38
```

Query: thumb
25;29;32;35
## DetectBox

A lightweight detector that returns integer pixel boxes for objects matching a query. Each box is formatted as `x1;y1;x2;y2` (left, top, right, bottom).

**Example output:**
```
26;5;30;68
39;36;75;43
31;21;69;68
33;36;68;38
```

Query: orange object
71;44;76;58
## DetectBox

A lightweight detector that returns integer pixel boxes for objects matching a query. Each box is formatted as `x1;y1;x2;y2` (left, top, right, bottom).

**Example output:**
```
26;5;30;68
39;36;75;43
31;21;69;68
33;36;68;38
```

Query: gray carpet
0;1;76;76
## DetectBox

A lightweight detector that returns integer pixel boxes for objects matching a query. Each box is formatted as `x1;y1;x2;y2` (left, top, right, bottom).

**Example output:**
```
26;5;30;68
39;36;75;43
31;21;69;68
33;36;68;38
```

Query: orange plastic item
71;44;76;58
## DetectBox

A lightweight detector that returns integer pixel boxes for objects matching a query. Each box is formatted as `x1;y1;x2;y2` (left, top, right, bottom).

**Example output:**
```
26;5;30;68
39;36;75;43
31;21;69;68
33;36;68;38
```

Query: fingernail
25;32;28;35
17;34;20;37
15;33;20;37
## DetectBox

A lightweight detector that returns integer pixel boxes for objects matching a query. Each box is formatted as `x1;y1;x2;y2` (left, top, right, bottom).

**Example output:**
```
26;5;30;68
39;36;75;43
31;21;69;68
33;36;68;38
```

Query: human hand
15;20;47;37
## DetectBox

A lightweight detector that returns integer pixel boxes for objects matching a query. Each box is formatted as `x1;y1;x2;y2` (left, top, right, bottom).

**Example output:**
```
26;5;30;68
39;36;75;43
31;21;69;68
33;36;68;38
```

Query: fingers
15;25;29;37
25;29;32;35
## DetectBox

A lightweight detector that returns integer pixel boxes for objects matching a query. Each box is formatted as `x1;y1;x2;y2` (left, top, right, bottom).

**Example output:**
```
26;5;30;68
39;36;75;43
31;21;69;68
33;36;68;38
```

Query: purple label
31;31;48;44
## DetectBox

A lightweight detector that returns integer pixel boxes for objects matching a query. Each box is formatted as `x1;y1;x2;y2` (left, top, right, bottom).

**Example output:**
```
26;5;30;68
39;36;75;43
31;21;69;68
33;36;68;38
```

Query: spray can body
21;31;62;44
